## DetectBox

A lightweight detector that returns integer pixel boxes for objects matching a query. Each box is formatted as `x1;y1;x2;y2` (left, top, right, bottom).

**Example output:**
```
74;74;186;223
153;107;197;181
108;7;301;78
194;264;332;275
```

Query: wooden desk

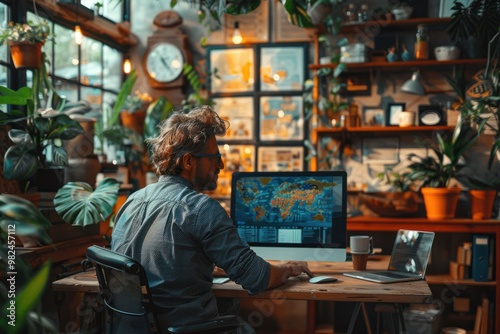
52;256;432;333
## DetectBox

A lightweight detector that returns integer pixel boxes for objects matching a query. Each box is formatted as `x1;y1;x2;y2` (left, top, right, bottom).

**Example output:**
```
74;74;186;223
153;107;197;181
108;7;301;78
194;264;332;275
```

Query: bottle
414;24;429;60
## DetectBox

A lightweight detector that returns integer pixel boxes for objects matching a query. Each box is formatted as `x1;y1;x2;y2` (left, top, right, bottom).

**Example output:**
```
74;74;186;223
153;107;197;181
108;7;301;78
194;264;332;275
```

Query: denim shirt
111;175;270;326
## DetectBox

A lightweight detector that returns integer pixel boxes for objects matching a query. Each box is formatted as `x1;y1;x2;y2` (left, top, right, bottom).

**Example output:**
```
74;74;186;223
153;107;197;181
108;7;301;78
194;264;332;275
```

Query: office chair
86;245;241;334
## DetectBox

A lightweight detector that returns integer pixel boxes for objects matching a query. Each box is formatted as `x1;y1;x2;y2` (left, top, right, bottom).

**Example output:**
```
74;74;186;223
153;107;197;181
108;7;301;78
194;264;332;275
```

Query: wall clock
142;11;191;90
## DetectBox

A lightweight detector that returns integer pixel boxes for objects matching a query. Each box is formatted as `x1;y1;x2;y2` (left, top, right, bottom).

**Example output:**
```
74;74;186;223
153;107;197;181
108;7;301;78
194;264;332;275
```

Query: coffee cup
399;111;415;127
350;235;373;254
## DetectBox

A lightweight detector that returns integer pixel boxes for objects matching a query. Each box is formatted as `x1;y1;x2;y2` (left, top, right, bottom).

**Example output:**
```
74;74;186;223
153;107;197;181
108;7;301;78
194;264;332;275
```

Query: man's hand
267;261;313;289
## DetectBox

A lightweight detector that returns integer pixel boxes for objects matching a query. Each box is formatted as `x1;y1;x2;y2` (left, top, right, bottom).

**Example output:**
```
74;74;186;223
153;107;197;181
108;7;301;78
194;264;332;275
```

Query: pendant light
232;21;242;45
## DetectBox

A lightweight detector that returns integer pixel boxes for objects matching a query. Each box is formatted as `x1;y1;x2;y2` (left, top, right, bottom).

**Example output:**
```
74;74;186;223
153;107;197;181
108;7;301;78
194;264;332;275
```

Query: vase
421;187;461;219
469;190;497;219
9;41;43;69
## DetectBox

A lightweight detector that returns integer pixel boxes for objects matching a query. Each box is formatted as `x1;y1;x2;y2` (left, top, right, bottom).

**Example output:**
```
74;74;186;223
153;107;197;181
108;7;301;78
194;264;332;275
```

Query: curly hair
146;105;229;175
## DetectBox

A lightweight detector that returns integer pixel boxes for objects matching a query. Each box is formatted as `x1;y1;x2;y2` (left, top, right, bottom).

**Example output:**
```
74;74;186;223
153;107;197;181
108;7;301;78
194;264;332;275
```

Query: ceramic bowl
434;46;460;61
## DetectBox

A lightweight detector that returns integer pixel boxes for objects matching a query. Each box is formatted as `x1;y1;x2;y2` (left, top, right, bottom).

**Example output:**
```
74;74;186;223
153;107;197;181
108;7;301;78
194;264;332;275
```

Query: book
480;297;489;334
474;305;483;334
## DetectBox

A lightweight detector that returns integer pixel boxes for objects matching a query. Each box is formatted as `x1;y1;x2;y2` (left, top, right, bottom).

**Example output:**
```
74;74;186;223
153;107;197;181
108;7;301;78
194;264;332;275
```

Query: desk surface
52;255;432;304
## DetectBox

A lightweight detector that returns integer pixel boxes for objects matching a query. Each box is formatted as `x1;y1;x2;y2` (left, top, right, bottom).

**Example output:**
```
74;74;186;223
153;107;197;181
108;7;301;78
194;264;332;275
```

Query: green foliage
144;96;174;140
407;119;481;188
182;63;214;111
377;167;416;193
54;178;120;227
0;20;54;44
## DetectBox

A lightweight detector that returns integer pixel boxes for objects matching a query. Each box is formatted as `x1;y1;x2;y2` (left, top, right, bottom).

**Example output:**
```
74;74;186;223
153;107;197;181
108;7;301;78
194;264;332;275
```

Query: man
111;105;312;332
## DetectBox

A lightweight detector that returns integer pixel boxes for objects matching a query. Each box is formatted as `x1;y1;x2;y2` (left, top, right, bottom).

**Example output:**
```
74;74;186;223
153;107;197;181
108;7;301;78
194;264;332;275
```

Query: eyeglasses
192;153;223;165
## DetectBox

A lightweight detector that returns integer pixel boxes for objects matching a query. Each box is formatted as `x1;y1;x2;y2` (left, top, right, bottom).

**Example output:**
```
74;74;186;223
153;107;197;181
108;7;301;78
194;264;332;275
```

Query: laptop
343;230;435;283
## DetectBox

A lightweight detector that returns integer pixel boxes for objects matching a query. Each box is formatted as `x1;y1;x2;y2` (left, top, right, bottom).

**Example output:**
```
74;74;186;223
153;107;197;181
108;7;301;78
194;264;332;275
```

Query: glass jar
414;24;429;60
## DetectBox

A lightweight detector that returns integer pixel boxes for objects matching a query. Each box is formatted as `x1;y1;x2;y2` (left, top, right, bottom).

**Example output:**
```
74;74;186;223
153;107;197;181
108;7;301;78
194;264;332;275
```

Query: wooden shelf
426;274;496;286
339;17;451;32
310;58;487;71
313;125;455;134
347;216;500;234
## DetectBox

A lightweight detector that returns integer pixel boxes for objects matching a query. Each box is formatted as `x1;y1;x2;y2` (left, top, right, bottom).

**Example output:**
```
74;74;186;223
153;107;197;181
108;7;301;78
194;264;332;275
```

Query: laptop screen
388;230;435;275
230;171;347;251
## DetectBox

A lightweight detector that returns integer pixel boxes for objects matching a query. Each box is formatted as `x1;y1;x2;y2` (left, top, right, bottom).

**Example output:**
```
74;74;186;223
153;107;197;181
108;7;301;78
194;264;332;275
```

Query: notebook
343;229;435;283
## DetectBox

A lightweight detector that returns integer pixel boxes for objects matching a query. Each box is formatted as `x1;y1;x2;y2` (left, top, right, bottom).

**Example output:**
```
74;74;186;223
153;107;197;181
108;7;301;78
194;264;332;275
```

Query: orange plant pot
421;187;461;219
469;190;497;219
120;109;146;135
9;42;43;69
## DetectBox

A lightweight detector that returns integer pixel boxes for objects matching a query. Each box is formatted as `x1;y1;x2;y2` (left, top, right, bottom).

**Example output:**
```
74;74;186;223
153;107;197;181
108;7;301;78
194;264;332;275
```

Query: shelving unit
348;216;499;332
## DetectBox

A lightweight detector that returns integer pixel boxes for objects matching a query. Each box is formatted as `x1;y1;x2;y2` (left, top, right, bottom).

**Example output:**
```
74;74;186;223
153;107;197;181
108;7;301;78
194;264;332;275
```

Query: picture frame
341;72;371;96
418;105;446;126
259;44;306;92
362;137;400;165
362;106;385;126
208;47;255;94
385;103;406;126
257;146;304;171
259;95;304;141
212;97;255;141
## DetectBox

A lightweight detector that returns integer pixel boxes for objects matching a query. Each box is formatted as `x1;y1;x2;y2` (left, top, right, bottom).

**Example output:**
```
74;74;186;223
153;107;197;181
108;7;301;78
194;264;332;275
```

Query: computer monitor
230;171;347;262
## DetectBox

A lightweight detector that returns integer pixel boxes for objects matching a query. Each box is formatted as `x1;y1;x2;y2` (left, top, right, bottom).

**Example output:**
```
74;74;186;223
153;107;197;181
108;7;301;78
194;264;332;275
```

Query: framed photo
208;47;255;94
385;103;406;126
213;97;254;141
362;137;399;165
341;72;371;96
418;105;446;126
259;95;304;141
362;106;385;126
259;44;306;92
213;144;255;197
257;146;304;171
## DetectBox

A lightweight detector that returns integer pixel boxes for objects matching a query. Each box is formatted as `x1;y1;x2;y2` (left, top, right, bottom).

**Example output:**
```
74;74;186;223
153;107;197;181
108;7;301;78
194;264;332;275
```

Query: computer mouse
309;276;338;284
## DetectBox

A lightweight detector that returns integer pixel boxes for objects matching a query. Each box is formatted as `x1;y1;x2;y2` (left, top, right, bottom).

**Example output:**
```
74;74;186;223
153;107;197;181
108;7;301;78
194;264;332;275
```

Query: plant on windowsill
406;119;481;219
0;20;54;69
120;90;153;135
0;53;84;191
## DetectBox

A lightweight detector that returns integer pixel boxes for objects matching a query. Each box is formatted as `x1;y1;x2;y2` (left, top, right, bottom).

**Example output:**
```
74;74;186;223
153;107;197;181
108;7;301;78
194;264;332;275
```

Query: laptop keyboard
372;271;413;279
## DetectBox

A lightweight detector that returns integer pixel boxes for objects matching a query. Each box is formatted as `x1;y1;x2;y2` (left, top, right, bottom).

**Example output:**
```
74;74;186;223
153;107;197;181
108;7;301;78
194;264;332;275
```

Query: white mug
399;111;415;127
350;235;373;254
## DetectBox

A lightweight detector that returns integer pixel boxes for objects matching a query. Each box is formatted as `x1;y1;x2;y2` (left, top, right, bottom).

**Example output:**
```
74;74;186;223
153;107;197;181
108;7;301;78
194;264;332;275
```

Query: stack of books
449;242;472;280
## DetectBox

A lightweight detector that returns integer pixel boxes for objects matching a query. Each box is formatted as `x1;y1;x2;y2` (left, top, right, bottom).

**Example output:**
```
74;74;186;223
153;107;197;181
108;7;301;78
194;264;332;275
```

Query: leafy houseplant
447;0;500;58
406;119;481;218
0;195;55;333
0;20;54;69
54;177;120;227
0;85;84;182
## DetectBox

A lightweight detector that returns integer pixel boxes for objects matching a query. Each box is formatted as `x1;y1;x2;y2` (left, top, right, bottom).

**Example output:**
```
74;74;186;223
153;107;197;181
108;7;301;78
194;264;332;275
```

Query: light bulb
232;21;242;45
74;25;83;45
123;58;132;74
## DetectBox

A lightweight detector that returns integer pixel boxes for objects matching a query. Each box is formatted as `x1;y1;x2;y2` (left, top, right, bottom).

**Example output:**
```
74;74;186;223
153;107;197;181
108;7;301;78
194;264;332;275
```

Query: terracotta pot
469;190;497;219
421;187;461;219
120;109;146;134
9;41;43;69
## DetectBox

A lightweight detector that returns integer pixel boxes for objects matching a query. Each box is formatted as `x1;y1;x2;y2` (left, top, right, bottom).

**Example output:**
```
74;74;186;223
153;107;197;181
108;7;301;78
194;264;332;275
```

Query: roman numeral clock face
145;43;184;83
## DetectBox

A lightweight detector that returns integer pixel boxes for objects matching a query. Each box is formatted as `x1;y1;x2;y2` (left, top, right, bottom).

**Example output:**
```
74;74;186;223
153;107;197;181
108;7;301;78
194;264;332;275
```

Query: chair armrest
167;315;240;333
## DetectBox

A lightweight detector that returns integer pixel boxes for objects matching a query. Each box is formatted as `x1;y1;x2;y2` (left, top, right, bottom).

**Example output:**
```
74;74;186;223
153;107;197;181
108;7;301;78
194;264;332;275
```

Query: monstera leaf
54;178;120;227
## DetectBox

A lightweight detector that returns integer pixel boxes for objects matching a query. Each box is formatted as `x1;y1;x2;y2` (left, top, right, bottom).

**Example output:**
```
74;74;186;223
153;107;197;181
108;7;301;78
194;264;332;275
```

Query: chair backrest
86;245;160;334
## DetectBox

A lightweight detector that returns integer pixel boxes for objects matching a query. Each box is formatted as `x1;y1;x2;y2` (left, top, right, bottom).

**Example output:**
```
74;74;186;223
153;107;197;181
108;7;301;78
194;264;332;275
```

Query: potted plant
406;119;481;219
0;85;84;191
446;0;500;58
0;20;54;69
120;90;153;135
